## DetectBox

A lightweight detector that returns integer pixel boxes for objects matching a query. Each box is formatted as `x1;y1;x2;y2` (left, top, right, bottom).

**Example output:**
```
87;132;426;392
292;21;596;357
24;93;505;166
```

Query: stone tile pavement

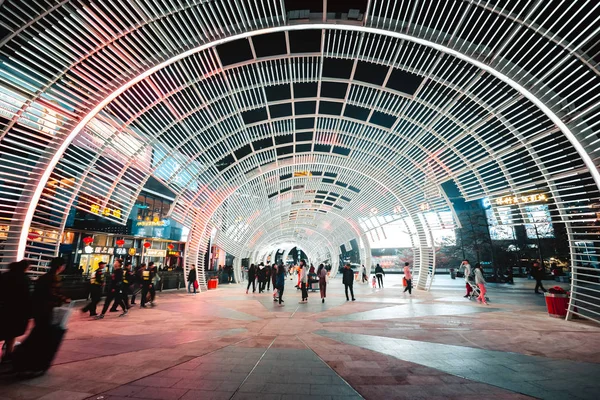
0;275;598;400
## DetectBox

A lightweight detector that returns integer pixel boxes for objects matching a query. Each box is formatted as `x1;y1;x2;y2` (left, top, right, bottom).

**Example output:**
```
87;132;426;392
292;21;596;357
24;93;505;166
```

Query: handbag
402;277;407;287
193;280;199;290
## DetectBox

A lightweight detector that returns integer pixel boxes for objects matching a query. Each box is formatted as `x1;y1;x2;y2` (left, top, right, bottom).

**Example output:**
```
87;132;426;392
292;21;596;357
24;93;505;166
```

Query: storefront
61;230;185;274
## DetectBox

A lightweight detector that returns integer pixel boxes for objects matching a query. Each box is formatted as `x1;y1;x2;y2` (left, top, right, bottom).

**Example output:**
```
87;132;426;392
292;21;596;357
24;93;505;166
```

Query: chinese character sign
494;193;547;206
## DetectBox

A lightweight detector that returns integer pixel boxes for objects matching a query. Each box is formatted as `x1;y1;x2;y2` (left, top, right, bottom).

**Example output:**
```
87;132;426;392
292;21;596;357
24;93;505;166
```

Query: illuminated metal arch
229;208;366;265
16;22;600;262
2;2;598;319
185;159;426;280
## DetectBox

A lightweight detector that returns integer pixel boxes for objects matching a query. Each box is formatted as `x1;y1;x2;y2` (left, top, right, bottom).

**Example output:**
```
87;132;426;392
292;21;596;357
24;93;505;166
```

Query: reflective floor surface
1;275;599;400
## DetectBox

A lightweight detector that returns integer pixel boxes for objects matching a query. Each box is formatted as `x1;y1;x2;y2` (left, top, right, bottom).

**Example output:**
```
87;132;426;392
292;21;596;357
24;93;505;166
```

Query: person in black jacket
122;262;134;309
131;264;143;305
342;264;356;301
82;262;106;317
265;264;272;291
97;259;127;319
32;257;70;329
532;261;547;294
246;264;256;294
0;260;31;362
374;264;385;288
187;265;197;294
257;263;266;293
140;262;156;308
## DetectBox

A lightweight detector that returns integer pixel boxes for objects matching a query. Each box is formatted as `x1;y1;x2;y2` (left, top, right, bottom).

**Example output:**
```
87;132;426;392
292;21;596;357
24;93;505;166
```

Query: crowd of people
245;260;331;304
243;260;415;303
80;259;165;319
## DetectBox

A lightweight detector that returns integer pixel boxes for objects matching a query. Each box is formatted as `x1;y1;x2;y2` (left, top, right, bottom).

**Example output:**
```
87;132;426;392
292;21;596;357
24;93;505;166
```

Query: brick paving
0;275;598;400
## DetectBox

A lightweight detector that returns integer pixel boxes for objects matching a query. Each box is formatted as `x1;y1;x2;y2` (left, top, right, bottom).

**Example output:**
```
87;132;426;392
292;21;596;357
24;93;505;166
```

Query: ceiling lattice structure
0;0;599;319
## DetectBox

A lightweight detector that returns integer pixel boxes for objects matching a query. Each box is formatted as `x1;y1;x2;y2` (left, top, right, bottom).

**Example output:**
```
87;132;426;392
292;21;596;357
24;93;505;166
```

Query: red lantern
27;231;40;241
143;242;151;249
83;236;94;245
167;243;174;250
116;239;125;247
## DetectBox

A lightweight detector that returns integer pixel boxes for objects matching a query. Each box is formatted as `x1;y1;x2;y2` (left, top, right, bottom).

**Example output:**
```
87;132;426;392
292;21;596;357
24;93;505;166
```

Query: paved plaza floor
1;275;599;400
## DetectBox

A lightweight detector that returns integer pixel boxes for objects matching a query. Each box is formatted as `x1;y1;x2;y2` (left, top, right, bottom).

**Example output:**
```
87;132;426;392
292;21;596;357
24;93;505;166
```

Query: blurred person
32;257;69;328
532;261;547;294
0;260;31;363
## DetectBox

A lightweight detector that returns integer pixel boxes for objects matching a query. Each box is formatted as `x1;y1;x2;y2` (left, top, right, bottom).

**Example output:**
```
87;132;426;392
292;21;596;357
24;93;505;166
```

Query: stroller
467;280;490;303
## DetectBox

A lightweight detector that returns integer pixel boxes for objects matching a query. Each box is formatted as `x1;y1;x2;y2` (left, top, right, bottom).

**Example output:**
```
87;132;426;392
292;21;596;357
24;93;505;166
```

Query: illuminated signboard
293;171;312;177
136;219;167;227
494;193;548;206
90;204;122;218
145;249;167;257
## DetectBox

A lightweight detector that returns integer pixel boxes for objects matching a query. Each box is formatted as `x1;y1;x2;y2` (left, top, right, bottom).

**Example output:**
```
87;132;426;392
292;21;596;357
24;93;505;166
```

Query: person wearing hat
82;262;106;317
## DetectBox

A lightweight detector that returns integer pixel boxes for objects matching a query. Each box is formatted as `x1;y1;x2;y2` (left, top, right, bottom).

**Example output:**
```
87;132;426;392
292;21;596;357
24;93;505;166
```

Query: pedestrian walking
361;264;368;283
265;264;272;291
275;264;286;305
140;262;157;307
0;260;31;363
112;262;133;311
97;259;127;319
299;260;309;303
131;263;143;305
258;263;266;293
375;264;385;288
403;262;413;294
32;257;70;329
82;262;106;316
532;261;547;294
474;264;488;305
318;263;328;303
246;264;257;293
187;265;197;294
461;260;472;298
271;264;277;290
342;264;356;301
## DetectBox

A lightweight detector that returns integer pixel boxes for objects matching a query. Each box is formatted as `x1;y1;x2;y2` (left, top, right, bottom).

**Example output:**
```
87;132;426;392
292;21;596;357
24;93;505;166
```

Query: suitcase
12;324;66;374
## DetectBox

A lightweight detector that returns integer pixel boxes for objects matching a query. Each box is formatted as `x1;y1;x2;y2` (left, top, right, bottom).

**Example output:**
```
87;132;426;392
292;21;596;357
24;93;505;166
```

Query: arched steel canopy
0;0;599;320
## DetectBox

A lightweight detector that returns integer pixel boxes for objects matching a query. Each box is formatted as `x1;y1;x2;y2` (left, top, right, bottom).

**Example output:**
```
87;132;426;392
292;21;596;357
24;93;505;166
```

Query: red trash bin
208;278;218;290
544;293;569;318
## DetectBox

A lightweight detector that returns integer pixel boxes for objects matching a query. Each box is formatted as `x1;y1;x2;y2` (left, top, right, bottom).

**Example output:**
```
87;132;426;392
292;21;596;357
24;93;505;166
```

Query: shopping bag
402;277;407;287
193;280;199;290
